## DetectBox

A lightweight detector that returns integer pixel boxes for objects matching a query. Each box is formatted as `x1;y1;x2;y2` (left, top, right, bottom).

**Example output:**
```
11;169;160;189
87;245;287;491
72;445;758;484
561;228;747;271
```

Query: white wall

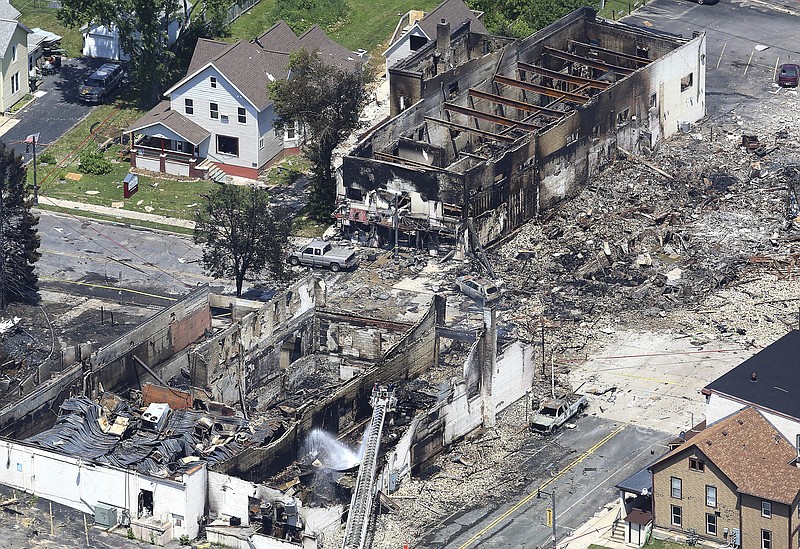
208;470;255;526
706;393;800;444
492;341;536;413
384;26;428;76
170;65;260;170
0;438;204;540
257;104;285;167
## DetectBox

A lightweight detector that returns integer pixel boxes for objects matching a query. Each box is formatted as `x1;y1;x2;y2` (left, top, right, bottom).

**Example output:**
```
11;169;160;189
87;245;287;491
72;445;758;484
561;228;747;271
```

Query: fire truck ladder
341;388;394;549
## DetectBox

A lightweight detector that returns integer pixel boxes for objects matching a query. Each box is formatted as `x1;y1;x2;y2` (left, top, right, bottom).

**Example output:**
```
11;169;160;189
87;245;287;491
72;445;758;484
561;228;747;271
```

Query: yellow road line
457;423;627;549
40;278;177;301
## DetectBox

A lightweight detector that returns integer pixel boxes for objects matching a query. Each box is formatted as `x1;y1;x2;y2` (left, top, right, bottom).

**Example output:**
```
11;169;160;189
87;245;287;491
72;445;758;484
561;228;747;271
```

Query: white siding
384;25;428;77
0;438;203;540
706;393;800;445
170;66;260;170
0;26;29;111
257;104;284;167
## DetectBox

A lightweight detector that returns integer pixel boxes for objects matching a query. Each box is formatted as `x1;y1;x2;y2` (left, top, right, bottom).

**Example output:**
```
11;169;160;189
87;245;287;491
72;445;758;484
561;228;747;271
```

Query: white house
383;0;486;76
0;0;30;111
702;330;800;444
128;21;361;180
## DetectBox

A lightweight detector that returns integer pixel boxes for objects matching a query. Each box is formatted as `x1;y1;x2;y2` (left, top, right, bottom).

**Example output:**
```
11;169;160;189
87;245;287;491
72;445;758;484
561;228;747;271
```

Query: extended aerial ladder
341;385;396;549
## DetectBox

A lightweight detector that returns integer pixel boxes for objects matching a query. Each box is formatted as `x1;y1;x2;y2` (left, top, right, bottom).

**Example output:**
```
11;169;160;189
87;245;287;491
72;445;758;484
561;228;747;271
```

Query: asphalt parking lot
2;57;105;163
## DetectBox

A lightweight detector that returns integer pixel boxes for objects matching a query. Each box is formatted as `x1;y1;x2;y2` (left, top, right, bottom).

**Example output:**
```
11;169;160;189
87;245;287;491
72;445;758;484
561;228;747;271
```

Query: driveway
2;57;106;163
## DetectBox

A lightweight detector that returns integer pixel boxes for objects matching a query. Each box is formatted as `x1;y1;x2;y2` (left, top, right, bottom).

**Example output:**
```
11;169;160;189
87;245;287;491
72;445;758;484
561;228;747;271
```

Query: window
616;108;630;126
650;93;658;109
762;501;772;518
259;137;264;149
689;457;705;471
671;477;682;499
184;98;193;115
286;124;295;140
210;102;219;119
11;45;16;62
409;34;426;51
314;248;321;256
671;505;682;527
706;485;717;507
210;76;217;88
10;72;18;94
706;513;717;536
238;107;246;124
762;529;772;549
636;45;649;59
681;73;694;92
216;135;239;156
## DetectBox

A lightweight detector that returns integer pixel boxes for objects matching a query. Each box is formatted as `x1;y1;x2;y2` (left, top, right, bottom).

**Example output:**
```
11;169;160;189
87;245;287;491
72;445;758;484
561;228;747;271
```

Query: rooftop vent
751;372;758;382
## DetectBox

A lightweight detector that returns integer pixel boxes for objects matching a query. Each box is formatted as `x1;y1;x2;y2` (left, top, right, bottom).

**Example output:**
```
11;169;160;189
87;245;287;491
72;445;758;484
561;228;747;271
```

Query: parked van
79;63;123;103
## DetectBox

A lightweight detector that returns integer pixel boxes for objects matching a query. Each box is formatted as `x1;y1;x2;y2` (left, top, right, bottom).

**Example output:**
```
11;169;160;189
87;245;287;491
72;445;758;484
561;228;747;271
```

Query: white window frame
184;98;193;115
706;485;717;507
671;477;682;499
210;102;219;120
762;529;771;549
259;137;264;149
706;513;717;536
237;107;246;124
210;76;217;88
11;45;16;62
762;501;772;518
671;505;682;527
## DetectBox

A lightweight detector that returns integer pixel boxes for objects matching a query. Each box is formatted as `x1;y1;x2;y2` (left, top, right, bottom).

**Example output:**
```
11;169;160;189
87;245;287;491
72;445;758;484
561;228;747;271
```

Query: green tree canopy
269;49;371;220
194;185;290;297
0;143;40;308
467;0;600;38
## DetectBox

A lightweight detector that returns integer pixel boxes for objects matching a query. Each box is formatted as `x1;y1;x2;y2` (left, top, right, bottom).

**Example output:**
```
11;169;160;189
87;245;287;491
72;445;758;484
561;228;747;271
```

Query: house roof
616;467;652;496
417;0;487;39
651;407;800;505
0;0;20;21
0;19;29;59
173;21;358;112
128;101;211;144
704;330;800;420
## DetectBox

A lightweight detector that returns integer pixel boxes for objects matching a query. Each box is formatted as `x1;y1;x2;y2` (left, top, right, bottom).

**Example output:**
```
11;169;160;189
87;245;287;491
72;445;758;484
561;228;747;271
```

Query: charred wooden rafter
444;102;542;131
543;46;634;76
373;151;452;173
423;116;516;142
569;40;651;66
468;89;566;118
516;62;611;90
494;74;590;104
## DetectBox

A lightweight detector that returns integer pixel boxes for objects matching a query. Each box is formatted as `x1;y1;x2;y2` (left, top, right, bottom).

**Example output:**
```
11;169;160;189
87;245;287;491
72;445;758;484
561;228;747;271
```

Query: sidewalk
561;502;627;549
37;196;196;230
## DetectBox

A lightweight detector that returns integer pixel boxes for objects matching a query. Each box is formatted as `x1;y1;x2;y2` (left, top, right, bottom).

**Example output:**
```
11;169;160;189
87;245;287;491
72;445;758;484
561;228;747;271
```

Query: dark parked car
778;64;799;87
79;63;123;103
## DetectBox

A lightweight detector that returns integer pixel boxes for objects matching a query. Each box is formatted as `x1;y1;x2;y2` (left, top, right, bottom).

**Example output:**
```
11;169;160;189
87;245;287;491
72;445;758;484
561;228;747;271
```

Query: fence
226;0;261;25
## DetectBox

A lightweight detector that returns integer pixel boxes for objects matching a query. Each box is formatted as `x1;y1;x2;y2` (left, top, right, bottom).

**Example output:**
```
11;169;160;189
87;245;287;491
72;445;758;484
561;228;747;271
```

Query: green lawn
599;0;647;20
12;0;83;58
227;0;440;53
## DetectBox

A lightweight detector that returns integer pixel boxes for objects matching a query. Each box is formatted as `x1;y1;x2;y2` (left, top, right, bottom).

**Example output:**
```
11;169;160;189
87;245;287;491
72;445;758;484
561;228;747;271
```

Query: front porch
131;136;207;178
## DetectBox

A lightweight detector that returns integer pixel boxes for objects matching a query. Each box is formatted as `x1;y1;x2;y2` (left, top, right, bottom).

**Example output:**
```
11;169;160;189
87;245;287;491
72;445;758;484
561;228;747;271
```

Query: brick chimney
436;18;450;57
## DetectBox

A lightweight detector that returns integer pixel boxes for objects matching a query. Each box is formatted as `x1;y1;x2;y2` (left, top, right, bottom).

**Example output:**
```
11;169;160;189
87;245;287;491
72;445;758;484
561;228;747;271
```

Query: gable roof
128;101;211;145
651;407;800;505
187;38;230;74
170;21;358;112
0;19;29;59
418;0;487;39
704;330;800;421
0;0;20;21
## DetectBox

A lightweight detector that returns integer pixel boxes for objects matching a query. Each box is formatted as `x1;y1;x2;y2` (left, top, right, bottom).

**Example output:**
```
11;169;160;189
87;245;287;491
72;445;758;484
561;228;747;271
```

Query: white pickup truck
530;393;588;434
287;240;358;272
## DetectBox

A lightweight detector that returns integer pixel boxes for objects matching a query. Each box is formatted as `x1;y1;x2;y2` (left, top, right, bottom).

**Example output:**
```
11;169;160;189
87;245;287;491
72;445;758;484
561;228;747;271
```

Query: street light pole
538;488;557;549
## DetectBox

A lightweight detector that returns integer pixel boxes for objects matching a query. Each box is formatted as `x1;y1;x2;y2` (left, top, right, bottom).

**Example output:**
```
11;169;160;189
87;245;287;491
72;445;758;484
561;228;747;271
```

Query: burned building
337;8;706;254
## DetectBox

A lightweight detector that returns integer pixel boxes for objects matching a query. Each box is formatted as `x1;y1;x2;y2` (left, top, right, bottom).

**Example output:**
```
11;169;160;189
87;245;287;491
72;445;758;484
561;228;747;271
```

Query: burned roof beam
444;102;542;132
543;46;634;76
570;40;651;66
517;62;611;90
373;151;452;173
468;89;566;118
423;116;516;143
494;74;590;104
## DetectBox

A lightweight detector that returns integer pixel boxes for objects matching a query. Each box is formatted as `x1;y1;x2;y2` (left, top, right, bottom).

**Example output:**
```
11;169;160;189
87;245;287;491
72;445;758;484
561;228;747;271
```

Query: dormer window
210;76;217;88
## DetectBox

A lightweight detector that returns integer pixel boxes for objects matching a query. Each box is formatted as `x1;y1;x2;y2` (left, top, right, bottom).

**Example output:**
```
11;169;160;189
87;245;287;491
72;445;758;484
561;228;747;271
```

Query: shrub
79;149;112;175
37;152;56;165
179;534;191;546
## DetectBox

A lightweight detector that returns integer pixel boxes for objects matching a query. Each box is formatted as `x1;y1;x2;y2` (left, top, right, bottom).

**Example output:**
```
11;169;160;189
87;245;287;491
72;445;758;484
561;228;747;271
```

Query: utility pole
538;488;557;549
32;134;38;205
393;191;399;264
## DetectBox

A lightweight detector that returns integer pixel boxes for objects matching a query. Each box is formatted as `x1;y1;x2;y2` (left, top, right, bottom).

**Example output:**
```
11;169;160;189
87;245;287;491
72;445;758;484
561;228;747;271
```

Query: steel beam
517;62;611;90
423;116;516;142
468;88;566;118
570;40;651;65
444;102;542;131
543;46;634;76
494;74;590;104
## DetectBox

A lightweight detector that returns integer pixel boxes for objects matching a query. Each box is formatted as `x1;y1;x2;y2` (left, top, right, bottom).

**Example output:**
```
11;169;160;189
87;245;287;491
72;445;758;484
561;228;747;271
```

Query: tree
194;185;290;297
0;143;40;308
269;49;371;220
58;0;182;104
467;0;600;38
